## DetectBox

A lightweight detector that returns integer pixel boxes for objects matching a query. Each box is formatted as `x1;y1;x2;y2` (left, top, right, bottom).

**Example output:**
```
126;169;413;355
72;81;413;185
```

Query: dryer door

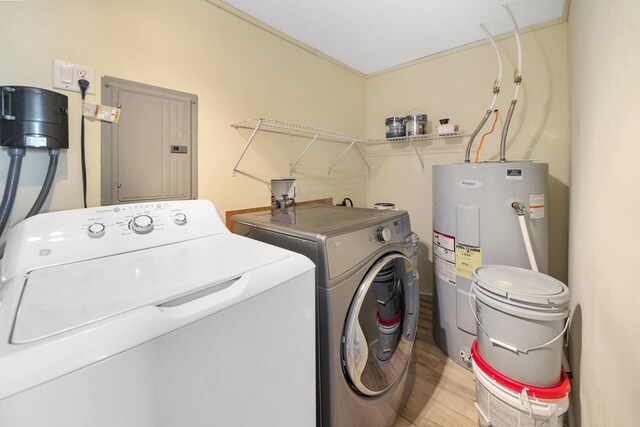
341;252;418;396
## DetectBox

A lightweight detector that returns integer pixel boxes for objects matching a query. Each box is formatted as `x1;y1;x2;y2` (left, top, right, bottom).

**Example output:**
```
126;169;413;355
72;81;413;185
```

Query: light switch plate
52;59;96;95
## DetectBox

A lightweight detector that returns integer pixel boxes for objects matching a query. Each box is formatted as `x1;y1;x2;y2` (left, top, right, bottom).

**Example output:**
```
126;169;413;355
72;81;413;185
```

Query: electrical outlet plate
52;59;96;95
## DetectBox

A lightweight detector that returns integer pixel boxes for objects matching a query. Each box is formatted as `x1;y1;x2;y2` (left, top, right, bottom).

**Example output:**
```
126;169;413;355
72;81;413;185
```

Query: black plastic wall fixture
1;86;69;149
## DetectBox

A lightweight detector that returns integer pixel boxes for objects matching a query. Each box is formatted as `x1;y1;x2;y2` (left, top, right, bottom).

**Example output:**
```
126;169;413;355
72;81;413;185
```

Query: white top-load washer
0;200;316;427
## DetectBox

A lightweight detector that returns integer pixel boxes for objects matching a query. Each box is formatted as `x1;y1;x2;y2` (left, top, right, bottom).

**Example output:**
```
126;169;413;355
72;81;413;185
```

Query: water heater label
435;257;456;285
455;244;482;280
433;231;456;285
506;168;523;180
457;180;484;188
529;194;545;219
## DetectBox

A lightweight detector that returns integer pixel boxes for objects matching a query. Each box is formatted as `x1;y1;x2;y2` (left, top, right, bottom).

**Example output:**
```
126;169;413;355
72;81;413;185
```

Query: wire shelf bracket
232;118;263;177
289;132;320;175
410;140;425;171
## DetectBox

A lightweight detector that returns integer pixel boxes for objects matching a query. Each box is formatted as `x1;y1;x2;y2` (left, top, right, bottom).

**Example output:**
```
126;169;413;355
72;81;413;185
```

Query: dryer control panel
325;213;412;280
1;200;227;280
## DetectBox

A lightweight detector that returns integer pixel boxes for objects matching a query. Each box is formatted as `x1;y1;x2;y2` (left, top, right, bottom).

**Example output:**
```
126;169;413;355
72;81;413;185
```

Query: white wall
568;0;640;425
365;23;570;294
0;0;367;240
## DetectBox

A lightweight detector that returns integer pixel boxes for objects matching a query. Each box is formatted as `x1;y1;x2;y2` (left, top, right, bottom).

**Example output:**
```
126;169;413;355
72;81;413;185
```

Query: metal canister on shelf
385;117;405;139
404;114;427;136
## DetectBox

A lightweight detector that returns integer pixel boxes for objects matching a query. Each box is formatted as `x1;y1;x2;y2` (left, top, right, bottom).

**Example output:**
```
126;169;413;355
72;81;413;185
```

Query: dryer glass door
341;252;418;396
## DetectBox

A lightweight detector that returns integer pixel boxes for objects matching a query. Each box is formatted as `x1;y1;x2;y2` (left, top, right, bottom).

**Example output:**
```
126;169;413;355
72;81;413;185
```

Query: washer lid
11;234;289;344
473;265;569;308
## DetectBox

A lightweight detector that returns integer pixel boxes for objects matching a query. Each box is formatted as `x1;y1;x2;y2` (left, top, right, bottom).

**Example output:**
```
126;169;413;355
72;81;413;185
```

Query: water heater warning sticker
529;194;545;219
433;231;455;252
433;231;456;285
455;244;482;280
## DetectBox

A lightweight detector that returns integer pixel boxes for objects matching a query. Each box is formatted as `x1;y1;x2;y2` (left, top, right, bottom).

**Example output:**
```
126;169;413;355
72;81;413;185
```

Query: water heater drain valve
460;350;471;365
511;202;525;216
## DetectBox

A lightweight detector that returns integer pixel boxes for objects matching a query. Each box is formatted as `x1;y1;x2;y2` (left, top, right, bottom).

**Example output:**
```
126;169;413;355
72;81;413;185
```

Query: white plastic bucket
472;340;570;427
472;265;570;386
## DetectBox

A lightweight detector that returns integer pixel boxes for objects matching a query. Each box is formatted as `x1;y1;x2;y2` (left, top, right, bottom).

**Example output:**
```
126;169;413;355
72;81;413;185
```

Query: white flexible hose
513;82;521;100
464;23;503;163
480;23;502;110
504;4;522;102
489;93;499;112
517;214;538;272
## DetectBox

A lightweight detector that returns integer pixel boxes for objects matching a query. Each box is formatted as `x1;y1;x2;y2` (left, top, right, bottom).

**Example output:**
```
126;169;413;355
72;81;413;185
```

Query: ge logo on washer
39;249;52;256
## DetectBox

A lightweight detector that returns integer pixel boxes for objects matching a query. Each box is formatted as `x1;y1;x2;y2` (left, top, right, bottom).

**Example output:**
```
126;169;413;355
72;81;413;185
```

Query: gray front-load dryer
231;205;419;427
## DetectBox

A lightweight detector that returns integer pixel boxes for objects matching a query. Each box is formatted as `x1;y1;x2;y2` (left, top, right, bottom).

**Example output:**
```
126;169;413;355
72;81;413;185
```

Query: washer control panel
79;202;198;240
2;200;226;279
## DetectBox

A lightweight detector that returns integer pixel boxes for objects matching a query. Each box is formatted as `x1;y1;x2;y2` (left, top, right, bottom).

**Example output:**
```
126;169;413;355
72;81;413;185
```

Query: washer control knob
130;215;154;234
376;227;391;243
173;212;187;226
87;222;106;238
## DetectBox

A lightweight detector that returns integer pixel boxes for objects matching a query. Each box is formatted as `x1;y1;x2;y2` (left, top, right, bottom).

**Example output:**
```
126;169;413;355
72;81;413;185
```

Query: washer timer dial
173;213;187;226
87;222;106;238
130;215;154;234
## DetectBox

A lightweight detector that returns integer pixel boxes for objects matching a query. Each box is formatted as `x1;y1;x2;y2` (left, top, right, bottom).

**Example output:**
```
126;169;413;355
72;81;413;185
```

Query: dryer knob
376;227;391;243
87;222;106;238
130;215;154;234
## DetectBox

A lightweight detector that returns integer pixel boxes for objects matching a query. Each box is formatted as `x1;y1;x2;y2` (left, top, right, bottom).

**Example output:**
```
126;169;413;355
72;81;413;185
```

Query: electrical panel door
101;77;197;205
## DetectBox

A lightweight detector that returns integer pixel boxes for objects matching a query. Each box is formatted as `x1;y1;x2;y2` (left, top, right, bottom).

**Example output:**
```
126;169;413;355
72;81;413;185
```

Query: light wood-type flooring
394;299;478;427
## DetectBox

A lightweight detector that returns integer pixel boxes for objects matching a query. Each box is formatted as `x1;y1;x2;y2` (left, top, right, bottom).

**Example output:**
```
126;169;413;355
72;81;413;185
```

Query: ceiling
220;0;567;75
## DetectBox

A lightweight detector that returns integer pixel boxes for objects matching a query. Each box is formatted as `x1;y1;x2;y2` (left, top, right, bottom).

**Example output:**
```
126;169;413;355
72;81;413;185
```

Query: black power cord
336;197;353;207
78;79;89;208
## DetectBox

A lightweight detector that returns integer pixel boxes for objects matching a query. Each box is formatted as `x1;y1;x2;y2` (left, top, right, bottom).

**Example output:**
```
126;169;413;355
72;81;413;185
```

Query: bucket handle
473;402;490;424
469;281;571;354
519;389;560;424
385;111;405;119
519;388;533;416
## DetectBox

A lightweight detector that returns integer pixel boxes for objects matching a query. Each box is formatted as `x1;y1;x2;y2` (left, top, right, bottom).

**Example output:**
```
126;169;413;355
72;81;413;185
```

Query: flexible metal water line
26;148;60;219
500;101;517;161
0;148;26;238
499;4;523;162
465;110;492;164
464;24;503;163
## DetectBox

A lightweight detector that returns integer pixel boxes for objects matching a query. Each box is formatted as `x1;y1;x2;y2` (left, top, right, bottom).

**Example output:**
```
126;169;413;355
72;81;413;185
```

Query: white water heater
432;161;548;368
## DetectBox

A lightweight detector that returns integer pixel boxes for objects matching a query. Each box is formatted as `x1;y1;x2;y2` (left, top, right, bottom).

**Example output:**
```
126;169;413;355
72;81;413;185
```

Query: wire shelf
231;118;370;144
229;118;468;175
367;131;468;145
